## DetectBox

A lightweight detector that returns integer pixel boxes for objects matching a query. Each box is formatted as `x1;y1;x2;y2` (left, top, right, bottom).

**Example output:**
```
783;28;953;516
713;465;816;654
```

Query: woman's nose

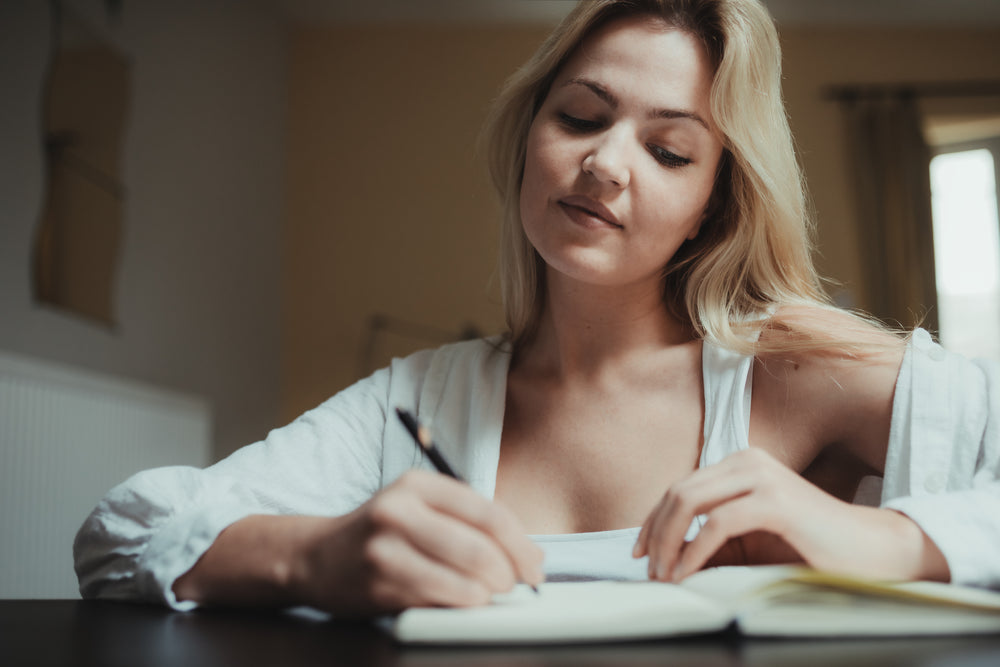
581;134;631;188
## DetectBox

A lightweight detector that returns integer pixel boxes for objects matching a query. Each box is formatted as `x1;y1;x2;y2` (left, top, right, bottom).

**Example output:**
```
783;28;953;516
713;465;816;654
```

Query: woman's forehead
551;16;716;121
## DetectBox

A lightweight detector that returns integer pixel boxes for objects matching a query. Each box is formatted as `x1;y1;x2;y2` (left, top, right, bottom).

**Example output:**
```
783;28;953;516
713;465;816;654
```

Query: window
929;139;1000;361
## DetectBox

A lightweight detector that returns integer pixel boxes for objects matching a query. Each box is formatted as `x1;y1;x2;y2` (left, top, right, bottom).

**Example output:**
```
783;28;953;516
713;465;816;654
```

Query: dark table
4;600;1000;667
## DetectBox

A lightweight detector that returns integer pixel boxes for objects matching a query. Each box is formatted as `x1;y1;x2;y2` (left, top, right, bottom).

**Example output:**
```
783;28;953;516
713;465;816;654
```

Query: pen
394;407;539;594
395;407;463;482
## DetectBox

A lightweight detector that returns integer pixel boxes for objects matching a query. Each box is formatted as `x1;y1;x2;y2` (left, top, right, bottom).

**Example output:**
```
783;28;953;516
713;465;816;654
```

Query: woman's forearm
170;472;544;615
172;514;341;609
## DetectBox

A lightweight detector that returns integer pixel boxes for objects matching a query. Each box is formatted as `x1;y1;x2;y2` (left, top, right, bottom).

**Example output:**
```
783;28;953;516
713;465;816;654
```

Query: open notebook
388;566;1000;644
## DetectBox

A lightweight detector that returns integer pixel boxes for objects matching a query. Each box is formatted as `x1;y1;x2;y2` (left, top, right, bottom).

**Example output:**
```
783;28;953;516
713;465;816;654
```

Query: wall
0;0;286;459
8;5;992;449
282;24;550;420
779;26;1000;313
281;20;1000;419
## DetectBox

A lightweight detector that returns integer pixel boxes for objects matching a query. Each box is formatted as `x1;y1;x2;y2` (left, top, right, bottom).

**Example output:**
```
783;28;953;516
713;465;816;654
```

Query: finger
408;475;545;585
367;479;518;592
644;468;757;580
671;495;774;581
636;450;781;560
362;531;492;610
632;507;656;558
646;449;790;580
634;494;676;559
398;499;520;592
394;472;545;586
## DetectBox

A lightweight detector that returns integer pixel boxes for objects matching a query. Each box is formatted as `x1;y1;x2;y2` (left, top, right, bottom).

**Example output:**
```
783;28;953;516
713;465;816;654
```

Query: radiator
0;351;211;599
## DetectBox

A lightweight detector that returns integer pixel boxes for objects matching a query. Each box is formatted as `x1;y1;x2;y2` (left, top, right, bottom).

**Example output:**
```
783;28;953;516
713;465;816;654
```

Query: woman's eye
648;144;692;168
558;112;602;132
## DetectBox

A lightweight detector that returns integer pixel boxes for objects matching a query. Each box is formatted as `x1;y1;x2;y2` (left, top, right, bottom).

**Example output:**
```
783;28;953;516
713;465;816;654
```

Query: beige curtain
843;93;938;333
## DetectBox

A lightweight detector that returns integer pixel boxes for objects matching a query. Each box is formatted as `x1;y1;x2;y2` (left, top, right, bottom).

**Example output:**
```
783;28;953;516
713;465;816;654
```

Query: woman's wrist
282;513;357;609
172;514;337;609
886;509;950;582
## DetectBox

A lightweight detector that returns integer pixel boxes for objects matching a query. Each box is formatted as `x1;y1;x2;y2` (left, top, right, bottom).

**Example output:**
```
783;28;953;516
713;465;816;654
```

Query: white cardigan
73;330;1000;609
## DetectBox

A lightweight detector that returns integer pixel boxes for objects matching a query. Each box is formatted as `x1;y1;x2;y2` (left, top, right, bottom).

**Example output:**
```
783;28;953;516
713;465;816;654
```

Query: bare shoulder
757;304;906;360
750;304;907;469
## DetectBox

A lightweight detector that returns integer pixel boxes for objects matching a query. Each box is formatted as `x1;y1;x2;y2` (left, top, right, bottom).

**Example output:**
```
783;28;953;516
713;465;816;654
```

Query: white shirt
73;330;1000;610
881;329;1000;586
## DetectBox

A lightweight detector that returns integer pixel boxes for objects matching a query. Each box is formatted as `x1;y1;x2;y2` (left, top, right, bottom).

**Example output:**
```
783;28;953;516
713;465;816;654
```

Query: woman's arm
75;343;542;613
172;472;544;615
633;447;949;582
878;331;1000;587
634;308;961;583
73;365;396;610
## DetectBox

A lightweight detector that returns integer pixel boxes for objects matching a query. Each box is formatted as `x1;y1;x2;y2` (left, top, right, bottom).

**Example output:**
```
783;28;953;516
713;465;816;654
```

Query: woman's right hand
292;470;545;615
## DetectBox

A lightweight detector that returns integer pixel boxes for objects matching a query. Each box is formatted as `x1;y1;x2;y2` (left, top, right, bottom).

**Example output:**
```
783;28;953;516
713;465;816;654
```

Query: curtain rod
824;80;1000;102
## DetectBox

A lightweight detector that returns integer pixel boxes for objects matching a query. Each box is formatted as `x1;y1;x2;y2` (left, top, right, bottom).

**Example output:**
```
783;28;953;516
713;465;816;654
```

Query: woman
74;0;1000;616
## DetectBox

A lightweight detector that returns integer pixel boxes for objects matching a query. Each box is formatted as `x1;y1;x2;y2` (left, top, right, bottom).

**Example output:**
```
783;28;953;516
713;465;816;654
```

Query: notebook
388;566;1000;644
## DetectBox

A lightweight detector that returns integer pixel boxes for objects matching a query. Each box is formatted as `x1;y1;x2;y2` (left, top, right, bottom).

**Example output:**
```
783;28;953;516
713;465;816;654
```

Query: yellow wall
283;25;549;420
283;22;1000;421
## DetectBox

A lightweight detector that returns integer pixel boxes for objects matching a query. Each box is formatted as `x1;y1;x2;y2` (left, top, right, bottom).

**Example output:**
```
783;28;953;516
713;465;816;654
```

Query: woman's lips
558;195;623;229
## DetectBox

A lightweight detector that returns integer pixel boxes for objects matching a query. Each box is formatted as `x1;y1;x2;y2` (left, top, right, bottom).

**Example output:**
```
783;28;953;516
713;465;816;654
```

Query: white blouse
73;330;1000;610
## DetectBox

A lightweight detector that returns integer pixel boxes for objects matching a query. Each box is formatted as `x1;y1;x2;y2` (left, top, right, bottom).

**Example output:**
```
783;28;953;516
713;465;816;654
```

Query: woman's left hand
632;448;950;583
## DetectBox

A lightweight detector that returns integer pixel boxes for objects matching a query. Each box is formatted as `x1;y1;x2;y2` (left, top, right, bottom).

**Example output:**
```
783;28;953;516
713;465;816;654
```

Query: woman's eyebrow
563;76;709;130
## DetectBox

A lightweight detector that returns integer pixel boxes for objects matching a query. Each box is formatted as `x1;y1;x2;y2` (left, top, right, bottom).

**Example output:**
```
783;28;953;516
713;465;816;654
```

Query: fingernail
655;561;666;581
671;563;683;582
632;542;641;558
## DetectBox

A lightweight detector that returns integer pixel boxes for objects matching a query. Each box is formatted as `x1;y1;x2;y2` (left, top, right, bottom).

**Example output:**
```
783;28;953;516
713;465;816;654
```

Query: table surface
4;600;1000;667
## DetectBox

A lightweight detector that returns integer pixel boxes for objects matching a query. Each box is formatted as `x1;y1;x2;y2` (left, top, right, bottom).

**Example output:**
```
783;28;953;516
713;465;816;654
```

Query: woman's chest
494;377;705;534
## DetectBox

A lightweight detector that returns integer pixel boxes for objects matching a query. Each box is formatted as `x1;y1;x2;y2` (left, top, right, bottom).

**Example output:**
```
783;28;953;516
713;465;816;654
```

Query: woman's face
520;15;725;291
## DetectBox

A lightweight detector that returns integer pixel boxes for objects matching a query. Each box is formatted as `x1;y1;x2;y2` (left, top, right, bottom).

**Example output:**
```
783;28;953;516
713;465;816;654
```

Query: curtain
842;93;938;333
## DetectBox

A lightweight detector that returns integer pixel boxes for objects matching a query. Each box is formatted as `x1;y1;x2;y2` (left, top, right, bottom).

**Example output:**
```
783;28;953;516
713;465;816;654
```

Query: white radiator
0;351;211;599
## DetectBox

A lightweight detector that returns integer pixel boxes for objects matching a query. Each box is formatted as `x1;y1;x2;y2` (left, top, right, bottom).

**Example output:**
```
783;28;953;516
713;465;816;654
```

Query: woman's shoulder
376;335;511;400
309;336;510;435
756;303;907;359
750;304;906;458
753;304;907;397
327;336;510;408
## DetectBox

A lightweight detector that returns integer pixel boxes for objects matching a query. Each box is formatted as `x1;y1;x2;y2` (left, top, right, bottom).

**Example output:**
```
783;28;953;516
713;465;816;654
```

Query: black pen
395;407;464;482
394;407;540;594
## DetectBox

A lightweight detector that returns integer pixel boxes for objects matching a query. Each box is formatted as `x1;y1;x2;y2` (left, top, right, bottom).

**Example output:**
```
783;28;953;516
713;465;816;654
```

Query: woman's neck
518;270;695;379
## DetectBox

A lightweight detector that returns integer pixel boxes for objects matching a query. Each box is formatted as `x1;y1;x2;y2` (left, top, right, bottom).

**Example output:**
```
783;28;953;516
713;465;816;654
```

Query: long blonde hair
483;0;849;355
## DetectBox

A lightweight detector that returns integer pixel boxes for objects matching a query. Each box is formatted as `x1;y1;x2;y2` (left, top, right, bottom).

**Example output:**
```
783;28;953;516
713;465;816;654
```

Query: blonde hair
483;0;860;355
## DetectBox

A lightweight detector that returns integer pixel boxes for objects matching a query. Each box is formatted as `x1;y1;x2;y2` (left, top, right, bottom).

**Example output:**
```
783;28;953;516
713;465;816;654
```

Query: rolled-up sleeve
73;362;403;610
882;329;1000;587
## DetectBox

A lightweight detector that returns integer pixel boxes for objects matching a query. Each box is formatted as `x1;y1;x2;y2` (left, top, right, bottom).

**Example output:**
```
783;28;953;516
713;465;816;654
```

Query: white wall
0;0;287;459
1;351;211;598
